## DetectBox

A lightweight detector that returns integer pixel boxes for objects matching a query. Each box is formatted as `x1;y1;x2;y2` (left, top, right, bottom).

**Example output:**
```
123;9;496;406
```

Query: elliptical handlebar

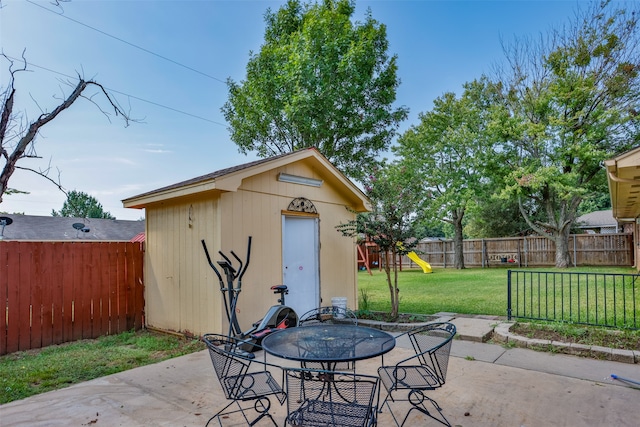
201;240;223;284
202;236;253;338
230;251;243;279
237;236;251;281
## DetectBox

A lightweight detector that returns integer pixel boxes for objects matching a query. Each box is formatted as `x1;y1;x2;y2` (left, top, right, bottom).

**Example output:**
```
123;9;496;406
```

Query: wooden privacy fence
0;241;144;355
393;234;634;269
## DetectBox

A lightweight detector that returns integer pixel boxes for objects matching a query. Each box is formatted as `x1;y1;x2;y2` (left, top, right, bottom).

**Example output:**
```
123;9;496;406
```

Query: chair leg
401;390;450;427
379;388;404;427
205;400;236;427
248;397;278;426
380;389;450;427
377;387;392;414
205;397;278;427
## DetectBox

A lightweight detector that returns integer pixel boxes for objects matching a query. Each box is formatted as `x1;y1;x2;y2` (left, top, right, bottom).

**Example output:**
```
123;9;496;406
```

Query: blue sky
1;0;591;220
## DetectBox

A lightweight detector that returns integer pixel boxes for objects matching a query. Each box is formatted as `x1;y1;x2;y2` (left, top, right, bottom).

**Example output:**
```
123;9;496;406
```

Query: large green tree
395;80;494;269
464;196;534;238
222;0;408;180
493;1;640;267
52;190;115;219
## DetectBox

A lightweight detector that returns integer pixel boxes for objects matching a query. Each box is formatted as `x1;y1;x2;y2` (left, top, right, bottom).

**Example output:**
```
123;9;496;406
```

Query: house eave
605;147;640;220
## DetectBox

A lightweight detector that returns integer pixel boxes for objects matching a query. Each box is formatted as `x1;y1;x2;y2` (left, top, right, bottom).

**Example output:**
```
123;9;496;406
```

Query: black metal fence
507;270;639;329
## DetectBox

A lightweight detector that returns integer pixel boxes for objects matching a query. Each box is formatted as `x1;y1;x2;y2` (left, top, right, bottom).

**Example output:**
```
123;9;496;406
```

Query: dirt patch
357;311;436;323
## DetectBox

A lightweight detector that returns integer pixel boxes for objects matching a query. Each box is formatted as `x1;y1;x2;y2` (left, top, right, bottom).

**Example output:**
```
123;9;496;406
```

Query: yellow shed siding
218;190;287;333
144;196;224;336
315;201;359;309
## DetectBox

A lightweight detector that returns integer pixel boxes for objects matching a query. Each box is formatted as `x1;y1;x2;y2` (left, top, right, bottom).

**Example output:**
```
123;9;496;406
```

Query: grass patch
357;266;637;318
359;268;508;315
359;266;639;353
0;329;205;404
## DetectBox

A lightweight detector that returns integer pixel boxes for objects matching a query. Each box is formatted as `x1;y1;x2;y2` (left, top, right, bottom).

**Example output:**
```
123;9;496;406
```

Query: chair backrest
298;306;358;327
284;367;379;427
203;334;252;400
407;322;456;385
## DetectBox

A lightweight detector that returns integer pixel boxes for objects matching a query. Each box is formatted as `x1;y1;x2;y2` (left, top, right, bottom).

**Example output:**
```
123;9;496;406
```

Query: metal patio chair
284;366;380;427
203;333;286;427
298;306;358;327
377;322;456;426
298;306;359;370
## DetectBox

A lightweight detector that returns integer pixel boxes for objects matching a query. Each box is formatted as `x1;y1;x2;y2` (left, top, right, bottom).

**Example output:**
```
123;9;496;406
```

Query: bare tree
0;53;132;204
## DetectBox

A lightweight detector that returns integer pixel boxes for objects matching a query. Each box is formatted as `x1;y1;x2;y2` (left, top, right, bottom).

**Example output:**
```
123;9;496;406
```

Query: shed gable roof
122;148;371;211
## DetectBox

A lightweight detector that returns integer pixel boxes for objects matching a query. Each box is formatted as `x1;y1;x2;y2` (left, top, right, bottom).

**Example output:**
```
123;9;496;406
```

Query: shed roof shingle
0;214;145;241
575;210;617;227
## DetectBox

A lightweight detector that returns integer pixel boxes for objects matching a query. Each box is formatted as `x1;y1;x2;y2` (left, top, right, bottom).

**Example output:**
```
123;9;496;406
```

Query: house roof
0;214;145;241
605;146;640;221
122;148;371;212
575;210;617;228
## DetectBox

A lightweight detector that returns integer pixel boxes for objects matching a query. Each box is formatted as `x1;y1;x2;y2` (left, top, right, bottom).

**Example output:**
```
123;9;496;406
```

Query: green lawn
0;330;205;404
357;266;638;318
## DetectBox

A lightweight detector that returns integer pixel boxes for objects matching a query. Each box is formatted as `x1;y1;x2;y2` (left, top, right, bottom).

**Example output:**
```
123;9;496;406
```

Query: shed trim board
122;148;369;337
281;210;319;218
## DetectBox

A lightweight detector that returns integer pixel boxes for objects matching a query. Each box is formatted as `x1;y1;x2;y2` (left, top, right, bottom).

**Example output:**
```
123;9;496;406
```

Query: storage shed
122;148;370;337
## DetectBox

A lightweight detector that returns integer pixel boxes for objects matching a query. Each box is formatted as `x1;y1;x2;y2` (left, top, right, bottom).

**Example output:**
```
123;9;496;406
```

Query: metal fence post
507;269;512;320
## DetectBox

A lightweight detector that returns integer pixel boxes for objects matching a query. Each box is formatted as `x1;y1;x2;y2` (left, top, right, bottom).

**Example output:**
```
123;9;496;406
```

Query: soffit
605;147;640;221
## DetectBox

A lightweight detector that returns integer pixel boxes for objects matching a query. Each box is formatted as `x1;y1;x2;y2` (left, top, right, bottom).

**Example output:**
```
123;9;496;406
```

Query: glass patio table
261;324;396;371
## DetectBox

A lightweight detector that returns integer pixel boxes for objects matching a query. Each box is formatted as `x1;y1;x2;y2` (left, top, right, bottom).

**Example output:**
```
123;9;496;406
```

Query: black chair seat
378;365;441;390
284;367;379;427
223;370;284;401
289;400;374;427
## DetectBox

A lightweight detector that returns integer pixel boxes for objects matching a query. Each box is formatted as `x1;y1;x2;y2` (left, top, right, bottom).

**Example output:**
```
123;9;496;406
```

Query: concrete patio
1;317;638;426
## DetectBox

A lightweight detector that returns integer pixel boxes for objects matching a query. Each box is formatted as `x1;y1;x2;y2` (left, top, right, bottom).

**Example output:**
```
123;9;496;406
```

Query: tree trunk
518;195;578;269
382;249;399;320
554;226;572;268
452;208;465;269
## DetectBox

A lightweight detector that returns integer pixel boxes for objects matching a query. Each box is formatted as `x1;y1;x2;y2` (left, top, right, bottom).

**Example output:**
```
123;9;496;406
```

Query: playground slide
407;251;432;273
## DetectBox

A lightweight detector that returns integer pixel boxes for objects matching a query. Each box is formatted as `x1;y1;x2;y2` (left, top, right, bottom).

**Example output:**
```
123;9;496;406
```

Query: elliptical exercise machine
201;236;298;353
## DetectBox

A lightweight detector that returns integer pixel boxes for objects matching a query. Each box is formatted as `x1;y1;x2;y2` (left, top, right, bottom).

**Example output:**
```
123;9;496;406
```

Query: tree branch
15;165;68;198
1;61;133;203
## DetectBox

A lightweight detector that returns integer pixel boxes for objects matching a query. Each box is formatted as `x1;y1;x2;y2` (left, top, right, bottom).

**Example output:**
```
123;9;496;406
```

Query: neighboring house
605;146;640;270
122;148;371;338
0;214;145;241
574;210;622;234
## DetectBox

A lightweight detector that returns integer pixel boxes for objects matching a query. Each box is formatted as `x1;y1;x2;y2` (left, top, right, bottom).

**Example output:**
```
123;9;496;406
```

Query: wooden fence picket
0;241;144;355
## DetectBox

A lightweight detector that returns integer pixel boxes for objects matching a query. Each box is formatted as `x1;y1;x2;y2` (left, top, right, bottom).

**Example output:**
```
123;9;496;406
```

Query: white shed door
282;216;320;316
